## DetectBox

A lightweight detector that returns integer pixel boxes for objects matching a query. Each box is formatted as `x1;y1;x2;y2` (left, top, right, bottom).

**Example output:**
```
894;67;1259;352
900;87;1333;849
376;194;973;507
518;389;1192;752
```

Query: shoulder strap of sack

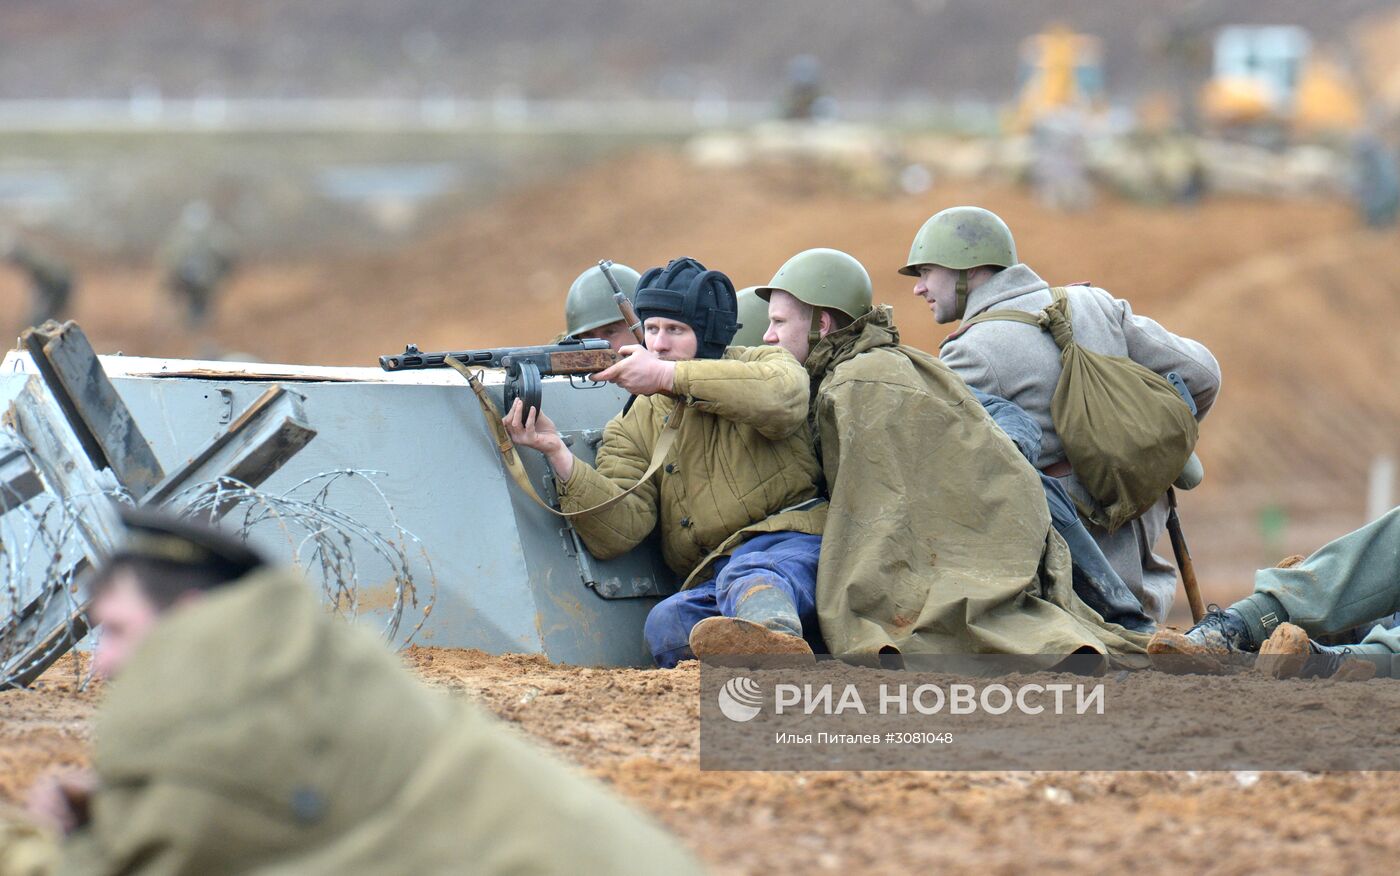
445;356;681;518
942;287;1072;346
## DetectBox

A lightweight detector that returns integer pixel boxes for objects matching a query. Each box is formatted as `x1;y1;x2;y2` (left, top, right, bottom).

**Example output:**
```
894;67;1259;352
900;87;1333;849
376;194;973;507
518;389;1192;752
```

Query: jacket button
665;463;677;474
680;517;692;528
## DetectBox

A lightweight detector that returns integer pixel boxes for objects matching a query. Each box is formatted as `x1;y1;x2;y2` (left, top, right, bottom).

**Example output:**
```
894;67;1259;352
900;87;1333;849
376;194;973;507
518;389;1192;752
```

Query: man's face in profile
91;570;163;679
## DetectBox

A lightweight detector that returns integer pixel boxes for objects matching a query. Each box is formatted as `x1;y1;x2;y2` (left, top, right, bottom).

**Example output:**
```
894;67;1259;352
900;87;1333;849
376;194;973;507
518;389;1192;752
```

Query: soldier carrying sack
952;286;1198;533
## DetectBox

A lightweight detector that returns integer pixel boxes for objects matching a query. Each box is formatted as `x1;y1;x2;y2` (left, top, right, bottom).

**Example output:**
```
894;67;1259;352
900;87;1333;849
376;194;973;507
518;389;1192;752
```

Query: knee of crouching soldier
644;596;687;650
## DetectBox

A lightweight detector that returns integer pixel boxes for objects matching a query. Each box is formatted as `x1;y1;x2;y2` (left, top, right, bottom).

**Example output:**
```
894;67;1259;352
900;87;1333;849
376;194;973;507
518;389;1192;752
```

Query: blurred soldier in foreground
21;508;701;874
1149;507;1400;679
559;261;641;350
1;231;74;329
506;258;827;666
160;202;237;333
918;207;1221;625
756;247;1148;658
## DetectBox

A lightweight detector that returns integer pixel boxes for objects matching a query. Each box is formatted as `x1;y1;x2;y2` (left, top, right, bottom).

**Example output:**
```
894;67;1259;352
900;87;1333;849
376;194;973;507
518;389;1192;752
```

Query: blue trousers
643;531;823;668
1043;474;1156;633
973;387;1154;633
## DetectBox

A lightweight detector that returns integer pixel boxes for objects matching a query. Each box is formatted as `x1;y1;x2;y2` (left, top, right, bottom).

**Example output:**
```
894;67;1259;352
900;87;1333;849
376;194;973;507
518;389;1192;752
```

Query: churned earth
3;649;1398;875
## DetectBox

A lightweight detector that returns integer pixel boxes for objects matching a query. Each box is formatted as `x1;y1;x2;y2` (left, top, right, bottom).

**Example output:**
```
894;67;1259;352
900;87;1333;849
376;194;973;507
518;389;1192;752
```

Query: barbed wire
158;469;437;646
0;428;121;691
2;422;437;688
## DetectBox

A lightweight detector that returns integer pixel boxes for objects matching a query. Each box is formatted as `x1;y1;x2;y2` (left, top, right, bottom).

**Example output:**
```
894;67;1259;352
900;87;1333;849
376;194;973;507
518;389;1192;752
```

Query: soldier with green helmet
560;262;640;351
910;205;1221;624
758;247;1149;658
729;286;770;347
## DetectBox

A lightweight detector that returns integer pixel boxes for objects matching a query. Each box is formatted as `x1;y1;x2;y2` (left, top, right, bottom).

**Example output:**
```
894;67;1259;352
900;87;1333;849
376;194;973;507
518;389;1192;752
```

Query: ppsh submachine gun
379;338;620;417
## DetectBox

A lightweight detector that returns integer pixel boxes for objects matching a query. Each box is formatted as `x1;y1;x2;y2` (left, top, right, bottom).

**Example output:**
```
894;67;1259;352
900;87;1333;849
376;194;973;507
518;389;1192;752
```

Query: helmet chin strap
955;268;969;320
807;308;823;351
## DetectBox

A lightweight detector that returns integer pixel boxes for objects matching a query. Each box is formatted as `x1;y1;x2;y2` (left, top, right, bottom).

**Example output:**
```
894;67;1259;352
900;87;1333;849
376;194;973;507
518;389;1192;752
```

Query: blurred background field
1;0;1398;620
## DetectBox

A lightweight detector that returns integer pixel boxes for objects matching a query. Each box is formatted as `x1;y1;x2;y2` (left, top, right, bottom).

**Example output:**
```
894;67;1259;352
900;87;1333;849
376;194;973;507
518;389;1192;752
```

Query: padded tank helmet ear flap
633;257;739;359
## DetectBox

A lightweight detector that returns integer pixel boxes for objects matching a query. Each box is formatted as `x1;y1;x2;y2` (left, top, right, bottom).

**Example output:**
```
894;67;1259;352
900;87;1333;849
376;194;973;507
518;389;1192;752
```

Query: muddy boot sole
1257;623;1311;678
689;617;815;666
1146;629;1230;675
1257;623;1378;680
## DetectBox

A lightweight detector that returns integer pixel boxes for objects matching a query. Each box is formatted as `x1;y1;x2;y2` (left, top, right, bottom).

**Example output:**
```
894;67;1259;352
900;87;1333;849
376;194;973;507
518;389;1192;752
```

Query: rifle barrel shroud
378;339;618;416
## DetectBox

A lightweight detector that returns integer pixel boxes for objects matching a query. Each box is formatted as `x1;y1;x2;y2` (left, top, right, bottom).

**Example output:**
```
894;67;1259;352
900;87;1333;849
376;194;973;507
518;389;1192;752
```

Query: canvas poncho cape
60;570;701;875
805;306;1150;658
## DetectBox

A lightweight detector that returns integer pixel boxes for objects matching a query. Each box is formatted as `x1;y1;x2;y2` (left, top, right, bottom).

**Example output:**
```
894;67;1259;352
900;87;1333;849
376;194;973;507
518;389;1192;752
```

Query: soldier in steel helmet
756;247;1149;658
907;206;1221;624
729;286;770;347
559;262;641;351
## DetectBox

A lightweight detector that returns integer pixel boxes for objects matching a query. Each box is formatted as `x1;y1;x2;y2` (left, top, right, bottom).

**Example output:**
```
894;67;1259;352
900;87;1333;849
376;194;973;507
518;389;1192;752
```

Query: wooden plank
143;386;317;517
1;382;315;688
21;321;164;498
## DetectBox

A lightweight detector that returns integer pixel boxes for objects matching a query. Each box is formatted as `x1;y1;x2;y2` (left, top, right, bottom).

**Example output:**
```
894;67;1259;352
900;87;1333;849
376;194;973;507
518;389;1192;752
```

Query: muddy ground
3;650;1398;874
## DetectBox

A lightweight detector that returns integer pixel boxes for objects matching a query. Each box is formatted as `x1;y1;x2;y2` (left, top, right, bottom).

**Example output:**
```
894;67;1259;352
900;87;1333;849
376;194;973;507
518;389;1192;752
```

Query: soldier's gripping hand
592;345;677;396
504;398;574;480
26;770;96;835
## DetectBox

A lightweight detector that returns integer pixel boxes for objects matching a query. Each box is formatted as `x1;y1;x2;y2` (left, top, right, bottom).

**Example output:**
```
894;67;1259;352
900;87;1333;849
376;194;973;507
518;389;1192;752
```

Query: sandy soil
4;649;1398;875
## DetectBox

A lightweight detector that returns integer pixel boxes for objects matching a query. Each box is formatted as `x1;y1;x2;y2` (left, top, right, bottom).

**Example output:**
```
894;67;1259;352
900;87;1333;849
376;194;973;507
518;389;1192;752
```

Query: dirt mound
5;649;1400;874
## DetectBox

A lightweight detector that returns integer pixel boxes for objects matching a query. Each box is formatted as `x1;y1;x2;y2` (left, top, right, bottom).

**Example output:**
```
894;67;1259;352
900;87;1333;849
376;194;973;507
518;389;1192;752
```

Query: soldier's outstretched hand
592;344;677;396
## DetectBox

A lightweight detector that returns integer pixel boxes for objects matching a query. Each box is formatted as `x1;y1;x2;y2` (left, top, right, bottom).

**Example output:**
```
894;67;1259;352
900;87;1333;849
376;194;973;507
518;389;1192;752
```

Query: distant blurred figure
781;55;832;121
161;201;238;331
1151;132;1206;206
1;230;74;329
1029;111;1093;211
1351;134;1399;229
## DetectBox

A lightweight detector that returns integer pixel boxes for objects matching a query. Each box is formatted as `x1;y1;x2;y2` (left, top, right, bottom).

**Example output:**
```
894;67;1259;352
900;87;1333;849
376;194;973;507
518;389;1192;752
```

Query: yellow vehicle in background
1011;25;1107;132
1201;26;1363;140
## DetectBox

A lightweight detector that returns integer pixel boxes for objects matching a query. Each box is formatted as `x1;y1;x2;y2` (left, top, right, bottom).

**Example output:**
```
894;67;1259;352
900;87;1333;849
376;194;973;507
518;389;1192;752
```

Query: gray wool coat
940;264;1221;624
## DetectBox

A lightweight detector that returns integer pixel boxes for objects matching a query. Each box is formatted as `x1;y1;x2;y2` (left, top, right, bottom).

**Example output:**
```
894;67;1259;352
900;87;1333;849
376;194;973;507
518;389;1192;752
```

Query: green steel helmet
898;206;1018;276
564;262;640;337
731;286;770;347
755;248;873;321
